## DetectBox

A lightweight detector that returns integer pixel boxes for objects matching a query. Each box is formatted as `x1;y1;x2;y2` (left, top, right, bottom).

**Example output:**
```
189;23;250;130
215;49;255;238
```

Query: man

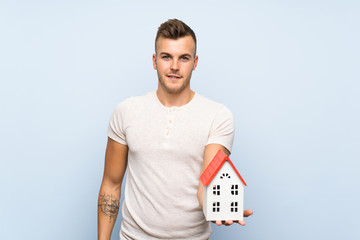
98;19;253;240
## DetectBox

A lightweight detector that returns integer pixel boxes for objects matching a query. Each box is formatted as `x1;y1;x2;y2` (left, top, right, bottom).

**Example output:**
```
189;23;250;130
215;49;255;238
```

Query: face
153;36;198;95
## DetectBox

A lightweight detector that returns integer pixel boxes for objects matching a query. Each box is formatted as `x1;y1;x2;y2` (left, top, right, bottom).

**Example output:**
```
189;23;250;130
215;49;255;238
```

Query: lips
167;74;182;79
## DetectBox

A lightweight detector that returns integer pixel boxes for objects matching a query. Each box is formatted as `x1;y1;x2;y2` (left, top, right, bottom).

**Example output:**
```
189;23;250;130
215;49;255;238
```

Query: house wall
205;162;244;221
203;185;208;219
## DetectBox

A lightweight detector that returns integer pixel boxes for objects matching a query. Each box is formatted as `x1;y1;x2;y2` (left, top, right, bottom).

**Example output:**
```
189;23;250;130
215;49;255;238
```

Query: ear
193;55;199;70
152;54;157;70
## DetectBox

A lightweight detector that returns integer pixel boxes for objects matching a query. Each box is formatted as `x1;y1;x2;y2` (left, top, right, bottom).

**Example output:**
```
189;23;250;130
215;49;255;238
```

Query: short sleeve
107;100;129;145
206;107;235;153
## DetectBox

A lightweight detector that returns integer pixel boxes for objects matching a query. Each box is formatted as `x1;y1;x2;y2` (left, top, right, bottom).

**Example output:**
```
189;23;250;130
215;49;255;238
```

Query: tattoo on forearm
98;194;120;223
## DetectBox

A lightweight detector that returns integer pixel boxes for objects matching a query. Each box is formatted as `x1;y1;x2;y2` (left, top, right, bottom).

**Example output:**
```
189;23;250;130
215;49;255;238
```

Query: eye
161;55;170;60
181;56;190;61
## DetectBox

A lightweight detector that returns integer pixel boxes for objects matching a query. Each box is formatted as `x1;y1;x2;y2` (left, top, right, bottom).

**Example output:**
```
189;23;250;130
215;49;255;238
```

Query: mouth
167;74;182;80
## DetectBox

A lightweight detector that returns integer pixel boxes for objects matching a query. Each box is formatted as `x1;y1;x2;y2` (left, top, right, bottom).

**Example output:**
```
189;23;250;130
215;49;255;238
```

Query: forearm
98;184;121;240
197;183;204;209
98;139;128;239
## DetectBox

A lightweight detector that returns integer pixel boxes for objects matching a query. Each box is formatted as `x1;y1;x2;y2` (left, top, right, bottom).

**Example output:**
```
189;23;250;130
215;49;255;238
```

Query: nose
170;59;179;71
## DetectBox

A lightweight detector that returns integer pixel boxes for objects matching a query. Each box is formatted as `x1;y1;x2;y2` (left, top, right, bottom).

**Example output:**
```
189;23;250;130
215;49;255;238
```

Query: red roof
200;149;247;186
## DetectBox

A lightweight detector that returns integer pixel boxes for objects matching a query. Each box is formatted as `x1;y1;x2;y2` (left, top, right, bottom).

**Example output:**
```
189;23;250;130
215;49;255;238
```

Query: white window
231;202;238;212
220;173;231;179
212;202;220;212
213;185;220;195
231;184;239;195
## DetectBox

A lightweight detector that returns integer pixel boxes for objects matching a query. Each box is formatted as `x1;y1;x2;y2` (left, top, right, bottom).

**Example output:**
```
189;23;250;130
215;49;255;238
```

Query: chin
166;83;190;94
159;77;190;94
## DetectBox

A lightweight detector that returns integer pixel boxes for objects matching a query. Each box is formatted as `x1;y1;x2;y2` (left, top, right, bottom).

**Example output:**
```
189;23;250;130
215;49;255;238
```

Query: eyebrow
180;53;192;58
159;52;193;58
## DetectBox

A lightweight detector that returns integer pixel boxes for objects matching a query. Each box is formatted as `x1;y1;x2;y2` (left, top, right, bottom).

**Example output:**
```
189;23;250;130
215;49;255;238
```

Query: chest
125;107;213;157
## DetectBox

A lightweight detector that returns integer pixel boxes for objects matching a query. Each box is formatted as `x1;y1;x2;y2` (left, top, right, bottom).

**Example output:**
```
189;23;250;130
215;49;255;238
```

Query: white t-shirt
108;91;234;240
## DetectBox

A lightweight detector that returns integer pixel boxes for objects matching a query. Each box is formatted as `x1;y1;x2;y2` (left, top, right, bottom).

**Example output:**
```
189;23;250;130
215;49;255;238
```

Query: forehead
156;36;196;56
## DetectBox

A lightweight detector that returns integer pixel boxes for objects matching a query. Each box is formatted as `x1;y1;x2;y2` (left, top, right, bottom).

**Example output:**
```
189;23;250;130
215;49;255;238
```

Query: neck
156;88;195;107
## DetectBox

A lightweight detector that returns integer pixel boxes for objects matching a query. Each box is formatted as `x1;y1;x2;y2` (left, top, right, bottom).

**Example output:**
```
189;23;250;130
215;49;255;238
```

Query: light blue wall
1;1;359;239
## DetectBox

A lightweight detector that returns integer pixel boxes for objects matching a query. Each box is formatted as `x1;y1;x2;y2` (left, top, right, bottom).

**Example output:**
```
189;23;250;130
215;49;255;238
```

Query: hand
213;209;253;226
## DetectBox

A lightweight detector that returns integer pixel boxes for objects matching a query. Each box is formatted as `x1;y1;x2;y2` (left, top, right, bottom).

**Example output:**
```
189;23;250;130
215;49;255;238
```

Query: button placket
165;108;176;138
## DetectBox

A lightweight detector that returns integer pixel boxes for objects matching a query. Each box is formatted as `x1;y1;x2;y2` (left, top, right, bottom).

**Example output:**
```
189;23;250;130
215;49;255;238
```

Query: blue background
1;0;359;239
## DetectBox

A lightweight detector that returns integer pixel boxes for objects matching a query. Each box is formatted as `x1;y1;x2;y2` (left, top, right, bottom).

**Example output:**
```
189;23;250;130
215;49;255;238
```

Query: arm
98;137;128;240
197;144;230;209
197;144;253;226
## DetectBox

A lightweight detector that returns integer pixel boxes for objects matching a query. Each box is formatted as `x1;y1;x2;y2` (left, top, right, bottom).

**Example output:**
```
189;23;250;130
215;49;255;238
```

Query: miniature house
200;149;247;221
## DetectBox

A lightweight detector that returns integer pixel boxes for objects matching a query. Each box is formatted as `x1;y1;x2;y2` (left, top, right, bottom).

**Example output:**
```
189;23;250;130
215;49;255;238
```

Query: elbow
100;177;123;193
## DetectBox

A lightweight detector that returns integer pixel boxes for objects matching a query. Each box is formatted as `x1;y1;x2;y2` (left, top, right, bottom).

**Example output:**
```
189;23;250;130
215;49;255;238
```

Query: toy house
200;149;247;221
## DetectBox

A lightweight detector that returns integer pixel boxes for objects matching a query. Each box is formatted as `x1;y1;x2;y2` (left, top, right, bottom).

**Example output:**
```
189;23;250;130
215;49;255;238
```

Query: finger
238;220;246;226
243;209;253;217
225;220;233;226
216;220;222;226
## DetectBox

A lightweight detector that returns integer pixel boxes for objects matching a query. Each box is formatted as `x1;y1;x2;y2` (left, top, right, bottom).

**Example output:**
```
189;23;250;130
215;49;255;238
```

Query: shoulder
193;93;233;116
114;92;155;112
